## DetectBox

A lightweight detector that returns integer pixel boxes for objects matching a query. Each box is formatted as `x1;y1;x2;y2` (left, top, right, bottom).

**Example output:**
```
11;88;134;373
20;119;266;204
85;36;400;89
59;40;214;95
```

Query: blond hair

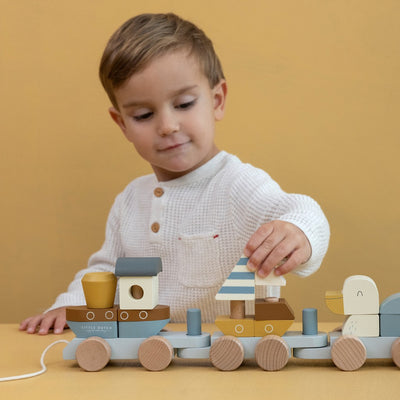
99;13;225;108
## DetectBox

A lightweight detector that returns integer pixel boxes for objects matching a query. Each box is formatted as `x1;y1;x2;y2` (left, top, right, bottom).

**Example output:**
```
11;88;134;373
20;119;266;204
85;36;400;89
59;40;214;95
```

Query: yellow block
325;290;344;315
254;319;294;337
81;272;117;308
215;316;255;337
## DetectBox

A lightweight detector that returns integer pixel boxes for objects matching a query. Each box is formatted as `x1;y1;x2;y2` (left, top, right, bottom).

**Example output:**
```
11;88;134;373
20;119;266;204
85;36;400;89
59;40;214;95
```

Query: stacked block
115;257;170;337
380;292;400;336
325;275;380;337
342;276;379;337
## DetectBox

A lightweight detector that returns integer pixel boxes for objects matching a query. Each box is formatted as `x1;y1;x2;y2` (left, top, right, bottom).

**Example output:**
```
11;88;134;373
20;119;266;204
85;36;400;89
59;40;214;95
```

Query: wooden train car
63;257;400;372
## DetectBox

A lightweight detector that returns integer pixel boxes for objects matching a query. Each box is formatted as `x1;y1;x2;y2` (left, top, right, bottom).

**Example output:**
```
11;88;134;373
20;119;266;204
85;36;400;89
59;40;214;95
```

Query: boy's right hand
19;307;68;335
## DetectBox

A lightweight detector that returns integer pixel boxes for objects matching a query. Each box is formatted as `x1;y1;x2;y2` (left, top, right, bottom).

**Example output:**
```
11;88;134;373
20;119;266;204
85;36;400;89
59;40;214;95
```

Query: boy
20;13;330;335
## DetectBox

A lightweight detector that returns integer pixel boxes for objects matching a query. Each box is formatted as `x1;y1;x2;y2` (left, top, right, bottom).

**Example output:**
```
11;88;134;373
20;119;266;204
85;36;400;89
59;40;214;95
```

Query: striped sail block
215;257;255;301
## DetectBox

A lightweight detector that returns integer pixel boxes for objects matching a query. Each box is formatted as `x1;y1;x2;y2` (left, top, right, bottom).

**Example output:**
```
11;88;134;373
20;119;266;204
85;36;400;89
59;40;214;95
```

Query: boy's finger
53;315;67;334
274;249;305;275
26;315;43;334
19;317;32;331
257;239;293;277
243;223;275;257
247;231;285;272
38;315;56;335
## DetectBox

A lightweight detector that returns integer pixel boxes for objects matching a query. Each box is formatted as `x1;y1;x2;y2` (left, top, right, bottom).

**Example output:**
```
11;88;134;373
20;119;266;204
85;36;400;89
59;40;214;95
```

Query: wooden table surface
1;322;399;400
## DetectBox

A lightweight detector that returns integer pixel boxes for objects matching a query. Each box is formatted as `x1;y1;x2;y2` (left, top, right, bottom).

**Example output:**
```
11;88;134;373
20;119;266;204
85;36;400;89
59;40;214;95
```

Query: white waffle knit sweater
48;151;330;322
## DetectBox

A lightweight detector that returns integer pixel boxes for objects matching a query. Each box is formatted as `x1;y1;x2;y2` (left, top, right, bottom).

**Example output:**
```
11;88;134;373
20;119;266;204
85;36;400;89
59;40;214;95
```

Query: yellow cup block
81;272;117;309
325;290;344;315
215;316;255;337
254;319;294;337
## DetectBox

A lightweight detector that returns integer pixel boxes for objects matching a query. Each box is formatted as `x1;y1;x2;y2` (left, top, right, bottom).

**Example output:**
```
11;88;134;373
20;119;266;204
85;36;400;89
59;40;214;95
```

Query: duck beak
325;290;344;314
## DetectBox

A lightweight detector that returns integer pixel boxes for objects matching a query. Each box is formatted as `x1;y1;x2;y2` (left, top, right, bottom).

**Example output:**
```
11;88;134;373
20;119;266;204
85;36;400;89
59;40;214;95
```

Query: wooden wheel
255;335;290;371
138;336;174;371
391;338;400;368
209;336;244;371
331;335;366;371
75;337;111;372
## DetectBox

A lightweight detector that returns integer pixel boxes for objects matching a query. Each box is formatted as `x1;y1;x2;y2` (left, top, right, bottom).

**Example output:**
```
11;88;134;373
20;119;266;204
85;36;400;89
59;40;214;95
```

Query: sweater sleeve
46;193;125;312
230;164;330;277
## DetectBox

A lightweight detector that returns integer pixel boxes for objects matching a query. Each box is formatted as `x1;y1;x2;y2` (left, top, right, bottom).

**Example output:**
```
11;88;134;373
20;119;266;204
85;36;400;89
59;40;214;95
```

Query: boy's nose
157;111;179;137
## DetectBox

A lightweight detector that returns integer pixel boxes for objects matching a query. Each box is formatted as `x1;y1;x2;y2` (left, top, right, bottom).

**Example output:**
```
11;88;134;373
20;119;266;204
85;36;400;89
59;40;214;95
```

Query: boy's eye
176;99;196;110
133;111;153;121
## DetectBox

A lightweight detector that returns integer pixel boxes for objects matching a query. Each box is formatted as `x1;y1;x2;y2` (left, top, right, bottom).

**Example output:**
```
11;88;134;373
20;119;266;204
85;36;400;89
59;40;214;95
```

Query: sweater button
151;222;160;233
154;187;164;197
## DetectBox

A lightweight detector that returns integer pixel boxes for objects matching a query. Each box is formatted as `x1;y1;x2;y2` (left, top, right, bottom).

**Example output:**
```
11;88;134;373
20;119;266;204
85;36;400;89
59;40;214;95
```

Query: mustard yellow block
215;316;255;337
325;290;344;315
81;272;117;309
254;319;294;337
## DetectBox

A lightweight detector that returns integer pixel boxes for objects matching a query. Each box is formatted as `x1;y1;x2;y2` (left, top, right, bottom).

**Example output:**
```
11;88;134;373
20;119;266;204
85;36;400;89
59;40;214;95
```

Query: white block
255;272;286;287
119;276;158;310
342;314;380;337
343;275;379;315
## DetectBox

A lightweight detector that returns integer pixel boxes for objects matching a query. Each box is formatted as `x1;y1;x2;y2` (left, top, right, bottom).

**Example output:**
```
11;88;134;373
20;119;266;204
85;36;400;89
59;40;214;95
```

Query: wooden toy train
63;256;400;372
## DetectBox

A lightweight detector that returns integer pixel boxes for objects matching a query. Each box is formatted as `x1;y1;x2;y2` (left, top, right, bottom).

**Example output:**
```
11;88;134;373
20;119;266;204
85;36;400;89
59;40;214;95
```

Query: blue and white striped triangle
215;256;255;300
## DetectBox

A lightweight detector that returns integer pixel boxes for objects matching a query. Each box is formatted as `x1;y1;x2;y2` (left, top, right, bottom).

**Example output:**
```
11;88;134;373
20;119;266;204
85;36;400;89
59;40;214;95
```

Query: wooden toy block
331;335;367;371
214;315;255;337
255;335;290;371
66;305;118;322
325;290;345;314
255;271;286;287
138;336;174;371
380;292;400;314
283;331;328;348
177;346;211;359
186;308;202;336
215;256;255;301
302;308;318;335
254;298;295;320
115;257;162;276
158;331;211;348
230;300;245;319
292;344;332;360
342;314;379;337
342;275;379;315
118;318;169;338
380;314;400;336
209;335;244;371
64;337;145;360
67;321;118;339
119;276;159;310
81;272;117;309
75;337;112;372
330;330;399;359
117;304;170;322
254;319;294;337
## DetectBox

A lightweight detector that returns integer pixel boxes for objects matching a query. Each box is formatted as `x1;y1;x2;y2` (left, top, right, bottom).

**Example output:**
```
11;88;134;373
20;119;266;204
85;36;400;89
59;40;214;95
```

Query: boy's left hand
244;220;311;278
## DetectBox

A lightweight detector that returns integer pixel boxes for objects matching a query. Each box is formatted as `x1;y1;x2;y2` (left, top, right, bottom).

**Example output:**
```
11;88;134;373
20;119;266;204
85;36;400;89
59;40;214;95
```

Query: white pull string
0;339;69;382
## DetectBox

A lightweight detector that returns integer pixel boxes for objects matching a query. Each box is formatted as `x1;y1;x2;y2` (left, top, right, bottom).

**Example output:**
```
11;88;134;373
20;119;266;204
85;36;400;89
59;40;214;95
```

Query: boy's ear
109;107;127;134
213;80;227;121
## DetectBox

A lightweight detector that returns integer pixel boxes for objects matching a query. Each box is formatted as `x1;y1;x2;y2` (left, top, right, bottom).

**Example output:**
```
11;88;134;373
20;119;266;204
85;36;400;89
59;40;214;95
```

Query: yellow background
1;0;399;323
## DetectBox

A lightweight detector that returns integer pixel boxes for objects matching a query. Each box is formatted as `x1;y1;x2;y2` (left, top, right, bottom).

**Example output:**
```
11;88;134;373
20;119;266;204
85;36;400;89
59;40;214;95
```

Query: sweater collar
155;151;228;187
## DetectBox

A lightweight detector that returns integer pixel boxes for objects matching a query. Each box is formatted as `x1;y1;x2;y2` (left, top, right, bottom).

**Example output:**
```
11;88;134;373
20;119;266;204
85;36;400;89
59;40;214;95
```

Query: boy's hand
244;221;311;278
19;307;68;335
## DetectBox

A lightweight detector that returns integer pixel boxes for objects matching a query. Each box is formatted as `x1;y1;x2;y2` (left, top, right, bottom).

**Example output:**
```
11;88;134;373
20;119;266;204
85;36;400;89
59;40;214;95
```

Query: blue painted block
118;319;169;338
380;293;400;314
67;320;118;338
187;309;202;336
380;314;400;336
302;308;318;335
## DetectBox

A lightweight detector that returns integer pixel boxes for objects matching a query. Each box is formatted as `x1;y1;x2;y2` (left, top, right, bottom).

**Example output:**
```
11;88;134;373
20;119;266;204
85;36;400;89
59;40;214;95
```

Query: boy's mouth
158;141;190;152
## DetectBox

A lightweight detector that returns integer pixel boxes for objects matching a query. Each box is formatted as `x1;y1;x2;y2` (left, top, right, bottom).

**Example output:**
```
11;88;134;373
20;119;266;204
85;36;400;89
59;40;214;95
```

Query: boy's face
109;50;227;181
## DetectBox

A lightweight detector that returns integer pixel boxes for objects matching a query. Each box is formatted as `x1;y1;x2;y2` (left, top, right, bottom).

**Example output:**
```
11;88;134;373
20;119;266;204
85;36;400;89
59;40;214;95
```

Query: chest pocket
177;232;225;288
